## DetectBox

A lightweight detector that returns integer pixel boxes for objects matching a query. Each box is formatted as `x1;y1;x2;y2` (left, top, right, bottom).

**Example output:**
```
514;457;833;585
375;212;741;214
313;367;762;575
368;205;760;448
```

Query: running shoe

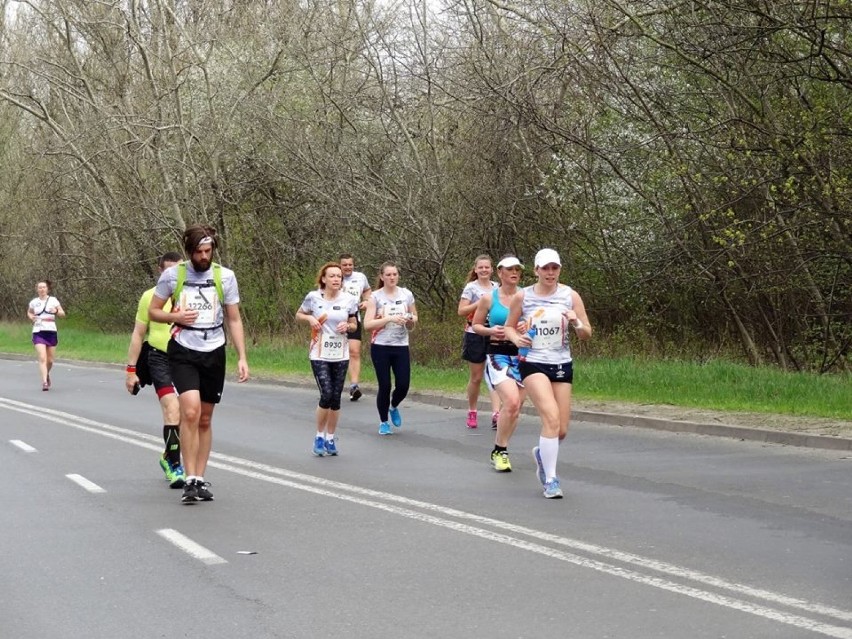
312;436;326;456
167;462;186;489
159;454;171;480
491;412;500;430
378;421;392;436
532;446;546;486
466;410;478;429
389;406;402;428
349;386;362;402
491;450;512;472
181;479;198;503
196;481;214;501
42;383;49;391
543;477;563;499
324;438;338;456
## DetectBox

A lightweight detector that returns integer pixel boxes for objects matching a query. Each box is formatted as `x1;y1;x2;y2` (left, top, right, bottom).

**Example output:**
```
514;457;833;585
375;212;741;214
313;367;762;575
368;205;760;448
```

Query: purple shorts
32;331;58;347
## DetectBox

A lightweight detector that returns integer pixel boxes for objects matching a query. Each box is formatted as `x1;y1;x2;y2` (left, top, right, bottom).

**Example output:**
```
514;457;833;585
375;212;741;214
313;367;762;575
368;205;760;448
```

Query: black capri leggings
370;344;411;422
310;359;350;410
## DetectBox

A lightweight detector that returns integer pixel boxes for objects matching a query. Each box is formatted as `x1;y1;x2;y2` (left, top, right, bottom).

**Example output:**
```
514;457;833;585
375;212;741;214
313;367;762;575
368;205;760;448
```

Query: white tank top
520;284;573;364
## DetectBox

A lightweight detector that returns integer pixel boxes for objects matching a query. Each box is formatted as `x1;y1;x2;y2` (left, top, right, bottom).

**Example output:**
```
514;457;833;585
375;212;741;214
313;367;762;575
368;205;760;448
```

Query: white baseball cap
497;256;524;269
534;248;561;268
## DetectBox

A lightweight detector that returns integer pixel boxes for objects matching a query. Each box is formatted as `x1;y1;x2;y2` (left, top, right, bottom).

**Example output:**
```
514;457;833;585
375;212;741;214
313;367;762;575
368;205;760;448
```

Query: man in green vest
126;251;185;488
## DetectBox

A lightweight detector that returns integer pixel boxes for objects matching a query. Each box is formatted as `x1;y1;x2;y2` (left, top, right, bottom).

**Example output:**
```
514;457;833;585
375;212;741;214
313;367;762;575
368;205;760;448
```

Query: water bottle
518;327;536;361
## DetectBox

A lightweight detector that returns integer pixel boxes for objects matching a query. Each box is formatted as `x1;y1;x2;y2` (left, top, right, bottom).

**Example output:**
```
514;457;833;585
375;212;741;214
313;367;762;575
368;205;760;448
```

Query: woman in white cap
471;255;526;472
504;248;592;498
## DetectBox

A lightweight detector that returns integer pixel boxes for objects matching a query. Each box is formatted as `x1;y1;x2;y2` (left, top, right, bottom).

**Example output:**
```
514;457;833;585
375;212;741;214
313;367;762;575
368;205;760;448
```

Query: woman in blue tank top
472;255;527;473
504;249;593;499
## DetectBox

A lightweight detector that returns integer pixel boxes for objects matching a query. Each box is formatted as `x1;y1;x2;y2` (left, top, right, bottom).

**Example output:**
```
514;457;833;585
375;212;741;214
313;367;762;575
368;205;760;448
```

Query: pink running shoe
466;410;478;429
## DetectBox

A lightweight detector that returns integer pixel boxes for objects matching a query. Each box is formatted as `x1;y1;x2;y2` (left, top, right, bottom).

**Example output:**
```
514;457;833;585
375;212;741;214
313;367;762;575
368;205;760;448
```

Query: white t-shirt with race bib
299;290;359;361
154;262;240;352
520;284;574;364
29;296;60;333
370;287;415;347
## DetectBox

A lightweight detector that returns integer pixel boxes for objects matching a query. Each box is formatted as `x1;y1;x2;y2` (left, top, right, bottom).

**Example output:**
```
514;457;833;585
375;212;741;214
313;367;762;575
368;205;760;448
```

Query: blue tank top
487;289;517;355
488;292;510;327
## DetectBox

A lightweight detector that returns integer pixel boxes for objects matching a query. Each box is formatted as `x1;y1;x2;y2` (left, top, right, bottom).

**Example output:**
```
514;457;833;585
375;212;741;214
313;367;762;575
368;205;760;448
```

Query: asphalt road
2;358;851;639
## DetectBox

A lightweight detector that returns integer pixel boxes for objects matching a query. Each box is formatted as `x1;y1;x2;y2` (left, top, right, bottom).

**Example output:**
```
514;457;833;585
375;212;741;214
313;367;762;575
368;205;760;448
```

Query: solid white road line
66;473;106;493
156;528;227;566
10;439;37;452
2;396;851;638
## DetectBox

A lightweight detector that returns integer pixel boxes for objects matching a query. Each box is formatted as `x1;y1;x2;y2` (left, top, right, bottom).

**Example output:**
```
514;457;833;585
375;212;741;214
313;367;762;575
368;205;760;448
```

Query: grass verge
1;321;848;420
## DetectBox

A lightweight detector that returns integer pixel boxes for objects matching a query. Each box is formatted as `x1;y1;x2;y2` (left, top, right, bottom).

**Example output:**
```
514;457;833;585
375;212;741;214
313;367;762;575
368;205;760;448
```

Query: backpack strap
174;261;223;305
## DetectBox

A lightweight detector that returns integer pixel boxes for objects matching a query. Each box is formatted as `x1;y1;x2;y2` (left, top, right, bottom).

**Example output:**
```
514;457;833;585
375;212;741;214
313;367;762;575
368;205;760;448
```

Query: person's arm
567;290;593;340
471;293;503;340
405;302;418;329
457;287;477;318
125;321;147;393
149;294;198;326
359;286;372;312
224;303;249;382
503;290;530;348
26;302;36;323
362;296;383;331
50;298;66;318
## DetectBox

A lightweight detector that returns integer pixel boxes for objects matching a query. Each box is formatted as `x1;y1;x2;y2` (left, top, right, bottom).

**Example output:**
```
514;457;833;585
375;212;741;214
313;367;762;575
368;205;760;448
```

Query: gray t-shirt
153;262;240;352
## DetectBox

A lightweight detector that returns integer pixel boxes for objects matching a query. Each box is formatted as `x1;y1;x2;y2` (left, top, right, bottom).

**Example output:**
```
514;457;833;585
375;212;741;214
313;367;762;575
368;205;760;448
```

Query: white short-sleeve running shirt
153;262;240;352
370;287;415;347
299;290;359;361
29;296;60;333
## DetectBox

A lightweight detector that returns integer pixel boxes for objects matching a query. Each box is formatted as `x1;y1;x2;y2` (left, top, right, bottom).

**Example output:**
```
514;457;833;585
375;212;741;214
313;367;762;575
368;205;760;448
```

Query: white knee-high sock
539;436;560;482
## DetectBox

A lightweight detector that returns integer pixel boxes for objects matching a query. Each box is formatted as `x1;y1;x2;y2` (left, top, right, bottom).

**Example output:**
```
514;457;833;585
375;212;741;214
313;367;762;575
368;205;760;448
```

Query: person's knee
502;395;521;418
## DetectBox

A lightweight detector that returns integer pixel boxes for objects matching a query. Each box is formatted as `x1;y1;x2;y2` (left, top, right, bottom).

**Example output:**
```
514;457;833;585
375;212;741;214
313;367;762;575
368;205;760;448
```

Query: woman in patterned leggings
296;263;359;456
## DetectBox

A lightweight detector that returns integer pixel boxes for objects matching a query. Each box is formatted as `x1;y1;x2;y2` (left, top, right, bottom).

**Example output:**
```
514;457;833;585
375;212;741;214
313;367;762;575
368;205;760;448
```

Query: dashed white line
10;439;37;452
156;528;227;565
66;473;106;493
2;396;851;638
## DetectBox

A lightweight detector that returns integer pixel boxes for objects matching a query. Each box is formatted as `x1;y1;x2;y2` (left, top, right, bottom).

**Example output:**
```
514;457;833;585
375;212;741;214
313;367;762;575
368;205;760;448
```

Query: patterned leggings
310;359;349;410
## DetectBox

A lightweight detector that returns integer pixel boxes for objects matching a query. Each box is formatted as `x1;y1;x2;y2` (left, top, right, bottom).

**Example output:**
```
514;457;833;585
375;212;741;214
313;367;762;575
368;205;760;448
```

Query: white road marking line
2;396;851;638
10;439;37;452
66;473;106;493
156;528;227;565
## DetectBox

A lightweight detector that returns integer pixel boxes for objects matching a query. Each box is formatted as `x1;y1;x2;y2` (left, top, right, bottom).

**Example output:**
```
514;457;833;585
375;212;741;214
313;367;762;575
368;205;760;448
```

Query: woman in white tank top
504;249;592;499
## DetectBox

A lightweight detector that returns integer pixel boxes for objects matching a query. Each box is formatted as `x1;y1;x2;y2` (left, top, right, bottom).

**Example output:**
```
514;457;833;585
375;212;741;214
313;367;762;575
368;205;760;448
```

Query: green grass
2;321;848;420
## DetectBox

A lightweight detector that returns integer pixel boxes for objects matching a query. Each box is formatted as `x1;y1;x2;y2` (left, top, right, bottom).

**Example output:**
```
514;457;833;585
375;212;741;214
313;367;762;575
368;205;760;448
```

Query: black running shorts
461;331;489;364
167;340;227;404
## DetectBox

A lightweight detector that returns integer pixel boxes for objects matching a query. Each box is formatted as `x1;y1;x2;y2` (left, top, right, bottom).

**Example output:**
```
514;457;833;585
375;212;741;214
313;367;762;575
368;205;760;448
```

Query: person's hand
491;325;506;340
175;306;199;325
336;321;349;333
236;359;249;383
125;373;140;394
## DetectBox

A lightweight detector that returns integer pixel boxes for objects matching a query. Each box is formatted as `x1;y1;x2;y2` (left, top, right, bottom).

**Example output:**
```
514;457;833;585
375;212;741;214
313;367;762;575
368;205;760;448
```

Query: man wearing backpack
149;224;250;504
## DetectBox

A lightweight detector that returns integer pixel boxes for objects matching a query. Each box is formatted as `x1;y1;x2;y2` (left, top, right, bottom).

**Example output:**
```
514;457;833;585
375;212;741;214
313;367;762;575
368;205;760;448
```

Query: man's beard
191;257;211;271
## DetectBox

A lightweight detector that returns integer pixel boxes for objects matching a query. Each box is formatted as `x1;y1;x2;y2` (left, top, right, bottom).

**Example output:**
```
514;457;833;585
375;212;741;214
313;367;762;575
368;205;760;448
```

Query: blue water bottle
518;327;536;361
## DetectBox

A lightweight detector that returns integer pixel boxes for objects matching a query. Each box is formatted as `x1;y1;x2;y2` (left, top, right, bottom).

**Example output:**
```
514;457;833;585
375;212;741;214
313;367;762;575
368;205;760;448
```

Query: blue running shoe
312;435;326;456
167;462;186;489
389;406;402;428
378;422;392;436
532;446;546;486
324;438;338;456
543;477;563;499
